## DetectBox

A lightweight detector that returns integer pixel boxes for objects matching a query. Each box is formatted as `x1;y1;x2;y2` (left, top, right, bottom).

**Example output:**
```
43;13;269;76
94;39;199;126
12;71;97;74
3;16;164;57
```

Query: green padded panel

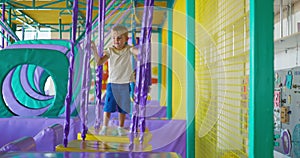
38;70;50;95
0;48;68;117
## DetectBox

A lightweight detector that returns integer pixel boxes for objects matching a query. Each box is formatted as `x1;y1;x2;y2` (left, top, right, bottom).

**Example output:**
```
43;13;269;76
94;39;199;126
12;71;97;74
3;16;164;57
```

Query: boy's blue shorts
104;83;130;114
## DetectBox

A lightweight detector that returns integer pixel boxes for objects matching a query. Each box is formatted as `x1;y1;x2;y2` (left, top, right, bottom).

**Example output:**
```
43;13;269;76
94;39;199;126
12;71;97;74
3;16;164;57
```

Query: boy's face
112;31;128;50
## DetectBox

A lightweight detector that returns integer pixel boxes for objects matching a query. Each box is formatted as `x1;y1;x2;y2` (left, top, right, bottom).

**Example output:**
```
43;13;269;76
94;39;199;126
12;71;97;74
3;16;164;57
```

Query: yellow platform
77;127;152;144
56;140;152;152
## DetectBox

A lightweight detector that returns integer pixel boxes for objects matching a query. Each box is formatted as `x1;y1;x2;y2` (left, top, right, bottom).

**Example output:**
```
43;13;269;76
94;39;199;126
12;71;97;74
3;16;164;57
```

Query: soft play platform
77;127;152;144
56;140;152;152
56;120;186;154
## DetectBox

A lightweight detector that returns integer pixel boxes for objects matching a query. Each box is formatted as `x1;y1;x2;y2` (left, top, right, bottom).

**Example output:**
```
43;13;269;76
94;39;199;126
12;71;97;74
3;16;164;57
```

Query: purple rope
80;0;94;141
138;0;154;144
130;0;154;145
94;0;106;130
139;0;154;144
130;15;145;148
63;0;78;147
2;4;5;48
91;0;116;27
90;2;113;37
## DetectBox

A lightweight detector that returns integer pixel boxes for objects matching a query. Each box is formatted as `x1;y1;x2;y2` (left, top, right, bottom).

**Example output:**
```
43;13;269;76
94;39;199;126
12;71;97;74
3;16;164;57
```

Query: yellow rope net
195;0;249;157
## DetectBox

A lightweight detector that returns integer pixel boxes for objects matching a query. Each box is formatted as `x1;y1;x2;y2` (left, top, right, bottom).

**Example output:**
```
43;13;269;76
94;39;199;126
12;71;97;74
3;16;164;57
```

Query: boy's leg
118;113;126;127
99;112;111;135
112;83;130;122
117;112;128;136
111;83;130;136
103;112;111;126
100;83;117;135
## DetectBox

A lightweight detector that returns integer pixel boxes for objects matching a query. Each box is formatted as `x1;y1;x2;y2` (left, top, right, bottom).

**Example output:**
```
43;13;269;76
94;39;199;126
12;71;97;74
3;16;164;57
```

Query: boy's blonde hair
112;25;128;37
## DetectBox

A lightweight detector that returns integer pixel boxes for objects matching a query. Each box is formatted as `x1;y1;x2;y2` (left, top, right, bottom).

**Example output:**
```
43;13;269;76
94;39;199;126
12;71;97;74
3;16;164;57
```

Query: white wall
274;2;300;70
275;50;300;70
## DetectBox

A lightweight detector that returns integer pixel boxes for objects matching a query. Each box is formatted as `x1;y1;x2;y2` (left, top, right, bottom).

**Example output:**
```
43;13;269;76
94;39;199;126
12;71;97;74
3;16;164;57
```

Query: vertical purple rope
94;0;106;130
63;0;78;147
129;0;154;145
80;0;94;141
91;0;115;36
2;4;5;49
91;0;116;27
130;5;147;146
138;0;154;144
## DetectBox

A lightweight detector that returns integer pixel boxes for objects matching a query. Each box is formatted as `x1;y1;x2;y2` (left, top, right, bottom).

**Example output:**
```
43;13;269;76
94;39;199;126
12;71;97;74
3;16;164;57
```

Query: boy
92;25;138;136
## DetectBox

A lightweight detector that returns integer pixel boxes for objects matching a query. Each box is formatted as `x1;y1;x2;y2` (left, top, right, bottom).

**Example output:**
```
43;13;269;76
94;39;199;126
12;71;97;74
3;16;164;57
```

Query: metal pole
249;0;274;157
158;28;162;102
59;17;62;39
2;3;5;48
7;7;11;45
186;0;195;157
280;0;283;38
166;1;173;119
22;25;25;40
289;0;292;35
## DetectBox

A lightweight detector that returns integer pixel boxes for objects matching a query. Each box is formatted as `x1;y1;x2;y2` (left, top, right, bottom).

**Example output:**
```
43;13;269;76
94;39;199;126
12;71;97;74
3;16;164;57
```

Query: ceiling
0;0;170;33
0;1;296;33
274;0;300;15
274;0;300;53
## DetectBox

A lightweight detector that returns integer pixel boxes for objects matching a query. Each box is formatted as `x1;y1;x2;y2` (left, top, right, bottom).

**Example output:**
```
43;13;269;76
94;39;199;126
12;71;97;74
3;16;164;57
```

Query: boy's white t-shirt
106;45;134;84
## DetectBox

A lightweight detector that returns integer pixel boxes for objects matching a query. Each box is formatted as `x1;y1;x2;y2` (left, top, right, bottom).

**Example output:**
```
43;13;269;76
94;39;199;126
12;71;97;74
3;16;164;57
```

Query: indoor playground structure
0;0;276;158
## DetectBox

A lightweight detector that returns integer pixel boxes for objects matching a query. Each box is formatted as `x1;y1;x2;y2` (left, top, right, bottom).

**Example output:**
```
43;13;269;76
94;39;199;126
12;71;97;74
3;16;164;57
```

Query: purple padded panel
50;124;64;146
0;117;80;147
34;124;63;151
33;66;45;93
6;44;69;54
0;137;36;152
149;120;186;158
110;119;186;158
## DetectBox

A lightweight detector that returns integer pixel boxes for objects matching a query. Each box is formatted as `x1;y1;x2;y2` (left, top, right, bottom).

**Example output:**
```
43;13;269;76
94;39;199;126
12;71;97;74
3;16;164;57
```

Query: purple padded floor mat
0;151;181;158
108;119;186;158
